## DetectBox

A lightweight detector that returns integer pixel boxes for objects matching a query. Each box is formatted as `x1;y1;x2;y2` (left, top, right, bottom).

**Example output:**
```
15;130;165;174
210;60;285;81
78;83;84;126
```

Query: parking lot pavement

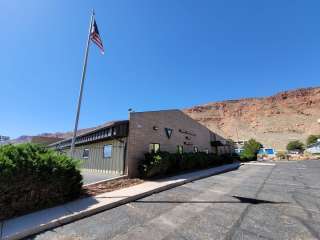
30;160;320;240
81;171;119;185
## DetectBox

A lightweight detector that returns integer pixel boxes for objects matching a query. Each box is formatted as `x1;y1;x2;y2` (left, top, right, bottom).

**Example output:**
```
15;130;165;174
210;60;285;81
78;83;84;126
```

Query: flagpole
70;10;95;157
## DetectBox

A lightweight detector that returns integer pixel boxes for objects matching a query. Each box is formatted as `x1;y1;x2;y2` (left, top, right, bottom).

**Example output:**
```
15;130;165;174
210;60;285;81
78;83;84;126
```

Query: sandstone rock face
183;87;320;150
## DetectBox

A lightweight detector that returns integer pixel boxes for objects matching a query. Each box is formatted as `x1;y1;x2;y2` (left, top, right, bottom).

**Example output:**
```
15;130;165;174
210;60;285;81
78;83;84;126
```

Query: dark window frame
107;128;112;137
149;143;160;153
177;145;184;154
112;127;117;136
193;146;199;153
82;148;89;159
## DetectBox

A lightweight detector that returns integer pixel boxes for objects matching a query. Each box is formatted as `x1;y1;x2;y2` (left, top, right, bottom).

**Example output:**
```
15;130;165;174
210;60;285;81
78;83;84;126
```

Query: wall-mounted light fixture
153;126;159;131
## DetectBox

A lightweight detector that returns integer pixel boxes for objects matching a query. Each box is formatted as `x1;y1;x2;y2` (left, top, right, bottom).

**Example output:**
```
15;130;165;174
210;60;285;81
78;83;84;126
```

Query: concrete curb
241;162;275;166
1;162;240;240
83;175;128;187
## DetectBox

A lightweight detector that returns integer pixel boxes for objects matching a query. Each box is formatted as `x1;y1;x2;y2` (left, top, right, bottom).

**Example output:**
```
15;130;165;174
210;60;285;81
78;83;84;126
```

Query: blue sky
1;0;319;138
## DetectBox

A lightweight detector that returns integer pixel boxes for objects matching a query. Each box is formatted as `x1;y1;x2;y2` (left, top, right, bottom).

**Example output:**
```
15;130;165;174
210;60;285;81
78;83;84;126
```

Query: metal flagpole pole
70;10;95;157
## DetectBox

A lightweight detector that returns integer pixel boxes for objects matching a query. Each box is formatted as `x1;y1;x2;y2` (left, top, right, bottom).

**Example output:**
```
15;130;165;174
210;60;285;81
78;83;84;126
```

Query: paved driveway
81;171;119;185
30;160;320;239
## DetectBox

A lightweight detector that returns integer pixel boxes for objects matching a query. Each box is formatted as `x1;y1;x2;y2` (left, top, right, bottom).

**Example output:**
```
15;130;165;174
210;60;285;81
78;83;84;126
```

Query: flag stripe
91;35;103;46
91;39;103;50
90;19;104;54
92;39;103;50
91;35;103;47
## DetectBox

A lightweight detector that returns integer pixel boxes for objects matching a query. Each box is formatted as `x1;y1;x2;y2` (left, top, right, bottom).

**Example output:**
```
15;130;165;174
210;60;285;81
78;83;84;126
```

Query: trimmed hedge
138;151;234;178
0;144;82;220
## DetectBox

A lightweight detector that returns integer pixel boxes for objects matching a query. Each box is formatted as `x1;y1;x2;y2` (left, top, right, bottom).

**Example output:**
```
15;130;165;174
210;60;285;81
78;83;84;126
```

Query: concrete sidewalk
0;163;240;240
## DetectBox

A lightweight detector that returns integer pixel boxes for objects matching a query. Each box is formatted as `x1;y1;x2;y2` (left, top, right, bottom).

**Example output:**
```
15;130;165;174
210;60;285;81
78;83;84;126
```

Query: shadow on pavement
134;195;289;205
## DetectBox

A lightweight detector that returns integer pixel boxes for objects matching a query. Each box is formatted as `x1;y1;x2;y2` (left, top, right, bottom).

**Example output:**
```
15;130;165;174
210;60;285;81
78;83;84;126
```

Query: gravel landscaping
82;178;144;196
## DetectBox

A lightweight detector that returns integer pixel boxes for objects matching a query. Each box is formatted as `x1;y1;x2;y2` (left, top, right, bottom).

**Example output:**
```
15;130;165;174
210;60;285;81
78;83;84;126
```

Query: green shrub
306;135;320;146
184;153;198;170
138;152;172;178
287;140;304;151
168;153;181;173
138;151;234;178
197;152;210;168
220;153;234;164
0;143;82;220
240;138;262;162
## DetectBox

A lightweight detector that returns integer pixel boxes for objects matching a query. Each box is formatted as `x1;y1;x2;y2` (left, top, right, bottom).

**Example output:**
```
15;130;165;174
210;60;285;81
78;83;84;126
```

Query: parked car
288;150;303;155
258;148;276;156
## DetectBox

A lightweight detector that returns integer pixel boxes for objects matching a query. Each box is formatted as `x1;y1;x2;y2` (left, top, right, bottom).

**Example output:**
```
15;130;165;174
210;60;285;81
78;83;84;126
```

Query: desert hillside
184;87;320;150
11;87;320;150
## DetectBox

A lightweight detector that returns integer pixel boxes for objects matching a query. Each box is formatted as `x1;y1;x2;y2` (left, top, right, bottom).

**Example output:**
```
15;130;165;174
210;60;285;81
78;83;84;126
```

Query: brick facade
126;109;232;177
50;109;232;177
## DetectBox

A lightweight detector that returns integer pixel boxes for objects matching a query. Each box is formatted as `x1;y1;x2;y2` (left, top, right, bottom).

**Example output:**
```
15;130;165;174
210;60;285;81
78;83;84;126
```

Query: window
82;149;89;159
193;146;199;153
107;128;112;137
112;127;117;136
103;144;112;158
149;143;160;153
177;145;183;154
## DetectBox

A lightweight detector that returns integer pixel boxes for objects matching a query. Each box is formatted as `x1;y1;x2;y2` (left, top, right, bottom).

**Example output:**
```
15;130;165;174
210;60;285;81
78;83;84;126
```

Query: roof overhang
49;120;129;149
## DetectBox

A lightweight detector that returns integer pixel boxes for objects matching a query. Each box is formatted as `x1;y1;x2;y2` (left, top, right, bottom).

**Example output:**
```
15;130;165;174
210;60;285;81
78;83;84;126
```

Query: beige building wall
126;109;231;177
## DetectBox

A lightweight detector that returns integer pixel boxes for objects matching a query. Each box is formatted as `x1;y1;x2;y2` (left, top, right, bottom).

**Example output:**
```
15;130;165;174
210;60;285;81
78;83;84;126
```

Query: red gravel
82;178;144;197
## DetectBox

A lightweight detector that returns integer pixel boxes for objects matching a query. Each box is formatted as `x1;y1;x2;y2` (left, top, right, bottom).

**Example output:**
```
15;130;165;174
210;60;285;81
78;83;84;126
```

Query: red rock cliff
184;87;320;150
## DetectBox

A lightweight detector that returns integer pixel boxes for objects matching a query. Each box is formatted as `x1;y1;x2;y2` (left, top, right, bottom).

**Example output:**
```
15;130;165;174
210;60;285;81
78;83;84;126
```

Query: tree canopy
287;140;304;151
240;138;263;161
306;135;320;146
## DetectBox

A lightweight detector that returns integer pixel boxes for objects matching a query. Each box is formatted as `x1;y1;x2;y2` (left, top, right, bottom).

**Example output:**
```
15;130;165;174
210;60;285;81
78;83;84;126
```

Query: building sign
165;128;173;139
179;129;196;136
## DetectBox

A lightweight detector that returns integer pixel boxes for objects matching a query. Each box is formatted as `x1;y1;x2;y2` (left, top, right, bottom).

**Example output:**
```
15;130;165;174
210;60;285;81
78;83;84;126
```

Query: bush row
138;151;235;178
0;144;82;220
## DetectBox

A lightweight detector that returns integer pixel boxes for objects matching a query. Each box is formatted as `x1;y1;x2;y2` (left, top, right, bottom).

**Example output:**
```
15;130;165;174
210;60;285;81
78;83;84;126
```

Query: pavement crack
224;164;276;240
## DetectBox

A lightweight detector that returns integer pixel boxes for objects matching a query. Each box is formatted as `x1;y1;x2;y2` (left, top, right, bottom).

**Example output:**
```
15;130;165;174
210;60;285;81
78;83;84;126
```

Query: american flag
90;19;104;54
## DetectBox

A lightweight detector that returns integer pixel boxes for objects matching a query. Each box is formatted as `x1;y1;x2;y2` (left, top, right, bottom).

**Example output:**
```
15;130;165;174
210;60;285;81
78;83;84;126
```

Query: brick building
50;110;233;177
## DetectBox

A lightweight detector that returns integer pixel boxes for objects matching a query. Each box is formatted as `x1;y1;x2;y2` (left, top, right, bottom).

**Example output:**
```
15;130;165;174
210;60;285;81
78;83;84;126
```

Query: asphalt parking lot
29;160;320;240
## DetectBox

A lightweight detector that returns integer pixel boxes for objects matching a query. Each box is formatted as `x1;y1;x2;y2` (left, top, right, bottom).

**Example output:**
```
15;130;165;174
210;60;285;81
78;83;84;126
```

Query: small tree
287;140;304;151
306;135;320;146
240;138;262;161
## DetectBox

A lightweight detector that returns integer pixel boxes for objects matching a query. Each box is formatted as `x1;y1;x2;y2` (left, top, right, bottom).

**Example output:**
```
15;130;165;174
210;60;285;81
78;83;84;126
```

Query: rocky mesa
184;87;320;150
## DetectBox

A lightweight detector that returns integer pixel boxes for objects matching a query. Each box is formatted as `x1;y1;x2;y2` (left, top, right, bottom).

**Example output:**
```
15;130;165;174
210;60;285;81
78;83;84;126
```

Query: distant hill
11;87;320;150
184;87;320;150
10;122;118;144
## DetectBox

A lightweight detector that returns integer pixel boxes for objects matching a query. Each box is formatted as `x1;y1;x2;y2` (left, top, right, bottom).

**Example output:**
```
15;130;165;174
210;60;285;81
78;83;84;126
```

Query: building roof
49;120;129;149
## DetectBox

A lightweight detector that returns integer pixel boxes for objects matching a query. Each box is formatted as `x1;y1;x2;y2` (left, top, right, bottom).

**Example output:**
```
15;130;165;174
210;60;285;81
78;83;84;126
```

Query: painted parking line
242;162;276;166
